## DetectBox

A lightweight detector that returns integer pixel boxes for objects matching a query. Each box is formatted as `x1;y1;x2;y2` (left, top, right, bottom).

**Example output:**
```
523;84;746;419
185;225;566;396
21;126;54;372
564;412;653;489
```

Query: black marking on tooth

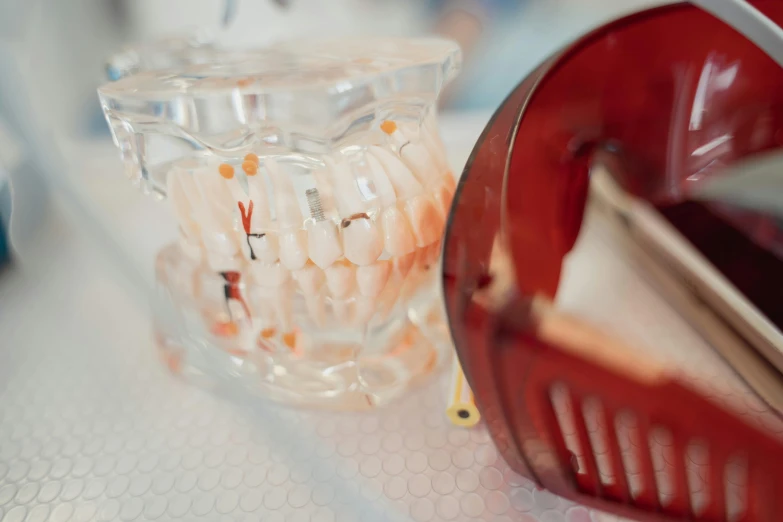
245;233;266;261
341;213;370;228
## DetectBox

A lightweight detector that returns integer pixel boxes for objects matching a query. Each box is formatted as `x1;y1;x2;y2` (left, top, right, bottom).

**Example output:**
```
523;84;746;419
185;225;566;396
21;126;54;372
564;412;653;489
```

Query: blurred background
0;0;668;278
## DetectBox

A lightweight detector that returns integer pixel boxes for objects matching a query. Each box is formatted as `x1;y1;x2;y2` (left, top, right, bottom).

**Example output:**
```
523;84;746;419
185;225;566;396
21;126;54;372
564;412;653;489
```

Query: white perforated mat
2;112;780;522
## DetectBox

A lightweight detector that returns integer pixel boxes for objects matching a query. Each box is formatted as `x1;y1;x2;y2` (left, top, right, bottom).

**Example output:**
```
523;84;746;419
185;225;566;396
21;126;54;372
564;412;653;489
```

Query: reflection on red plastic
443;3;783;521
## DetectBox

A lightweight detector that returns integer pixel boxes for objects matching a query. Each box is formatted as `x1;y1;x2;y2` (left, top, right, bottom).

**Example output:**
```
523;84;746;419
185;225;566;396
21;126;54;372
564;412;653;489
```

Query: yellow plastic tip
446;402;481;428
218;163;235;179
380;120;397;135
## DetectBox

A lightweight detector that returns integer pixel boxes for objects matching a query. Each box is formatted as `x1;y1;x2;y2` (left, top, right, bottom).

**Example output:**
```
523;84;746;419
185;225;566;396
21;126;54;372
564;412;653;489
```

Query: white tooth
332;298;354;326
325;260;356;298
443;171;457;192
380;205;416;256
305;177;343;268
242;231;279;264
365;153;397;207
399;251;427;302
192;180;232;232
304;293;326;328
323;157;365;215
268;159;302;227
249;287;277;329
268;158;308;269
204;251;242;273
356;261;391;297
250;260;290;288
324;156;383;265
432;182;454;219
226;299;251;324
313;169;339;217
201;227;240;271
380;121;439;186
369;146;423;200
393;251;416;279
365;152;416;256
273;281;294;332
420;120;450;178
235;159;279;263
374;272;402;321
425;240;442;268
245;166;272;224
179;165;225;231
178;236;202;261
293;261;324;294
293;262;326;327
279;229;309;270
353;295;377;326
415;245;430;271
369;147;439;249
401;142;440;187
306;220;343;269
217;162;248;203
370;146;443;244
190;169;241;268
201;165;237;221
341;216;383;265
403;195;444;247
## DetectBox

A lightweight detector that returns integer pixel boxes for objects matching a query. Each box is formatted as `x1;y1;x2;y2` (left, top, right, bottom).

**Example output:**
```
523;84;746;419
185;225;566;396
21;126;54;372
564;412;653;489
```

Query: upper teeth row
167;118;455;274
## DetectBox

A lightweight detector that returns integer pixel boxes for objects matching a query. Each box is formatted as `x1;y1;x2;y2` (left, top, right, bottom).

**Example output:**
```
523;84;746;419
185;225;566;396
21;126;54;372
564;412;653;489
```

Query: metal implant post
306;188;326;222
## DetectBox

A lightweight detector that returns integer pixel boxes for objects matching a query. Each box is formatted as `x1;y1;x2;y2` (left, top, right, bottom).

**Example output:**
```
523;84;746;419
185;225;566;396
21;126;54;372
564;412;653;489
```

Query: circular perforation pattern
3;190;781;522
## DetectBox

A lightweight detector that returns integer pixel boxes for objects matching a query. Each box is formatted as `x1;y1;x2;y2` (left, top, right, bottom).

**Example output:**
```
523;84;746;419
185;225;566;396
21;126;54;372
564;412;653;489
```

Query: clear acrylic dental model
98;38;461;408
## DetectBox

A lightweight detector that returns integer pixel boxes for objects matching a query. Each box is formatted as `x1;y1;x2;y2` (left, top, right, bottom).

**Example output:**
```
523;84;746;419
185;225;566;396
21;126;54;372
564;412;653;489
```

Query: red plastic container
443;3;783;521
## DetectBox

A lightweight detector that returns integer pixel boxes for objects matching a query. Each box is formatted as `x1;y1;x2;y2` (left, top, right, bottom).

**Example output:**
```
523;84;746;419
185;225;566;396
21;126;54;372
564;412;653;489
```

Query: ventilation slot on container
725;454;748;522
545;380;761;522
685;439;709;516
582;397;616;490
549;384;639;501
649;426;676;509
550;383;594;490
615;410;645;502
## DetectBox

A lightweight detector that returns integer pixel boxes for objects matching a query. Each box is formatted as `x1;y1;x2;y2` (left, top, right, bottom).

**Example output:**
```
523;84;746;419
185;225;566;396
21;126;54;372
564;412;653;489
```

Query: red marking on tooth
238;201;254;235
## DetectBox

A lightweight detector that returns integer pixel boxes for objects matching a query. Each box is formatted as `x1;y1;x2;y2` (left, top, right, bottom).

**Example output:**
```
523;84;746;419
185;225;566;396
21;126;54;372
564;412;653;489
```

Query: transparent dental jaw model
99;38;461;408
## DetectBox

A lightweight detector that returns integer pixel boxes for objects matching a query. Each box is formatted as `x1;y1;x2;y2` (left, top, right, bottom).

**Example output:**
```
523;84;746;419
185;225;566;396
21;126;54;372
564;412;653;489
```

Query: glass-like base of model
152;242;451;409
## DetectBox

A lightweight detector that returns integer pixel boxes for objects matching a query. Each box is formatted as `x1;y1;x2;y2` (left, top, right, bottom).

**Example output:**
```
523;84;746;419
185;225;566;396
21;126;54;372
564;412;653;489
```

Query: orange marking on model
282;331;297;350
261;327;277;338
380;120;397;135
212;321;239;337
244;153;259;165
242;161;258;176
218;163;235;179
